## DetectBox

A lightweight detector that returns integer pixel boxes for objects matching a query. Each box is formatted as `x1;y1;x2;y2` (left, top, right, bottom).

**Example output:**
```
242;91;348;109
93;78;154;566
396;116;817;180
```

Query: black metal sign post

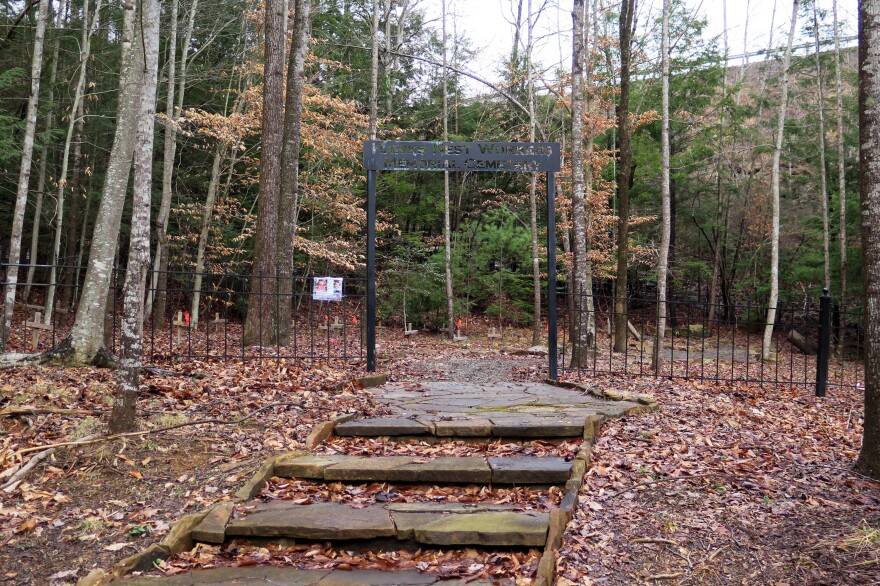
363;140;562;378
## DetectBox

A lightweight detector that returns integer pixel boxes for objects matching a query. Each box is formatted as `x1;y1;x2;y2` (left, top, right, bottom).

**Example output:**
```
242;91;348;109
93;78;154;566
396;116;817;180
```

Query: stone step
201;501;548;548
274;453;572;485
333;413;603;438
119;566;496;585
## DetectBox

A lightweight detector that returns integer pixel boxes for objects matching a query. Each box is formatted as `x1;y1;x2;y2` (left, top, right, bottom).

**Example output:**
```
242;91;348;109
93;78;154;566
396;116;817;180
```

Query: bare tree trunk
526;0;541;345
144;0;177;323
383;0;392;116
833;0;848;306
189;71;247;329
190;145;224;329
385;0;410;117
72;164;93;307
708;0;731;325
149;0;196;327
653;0;671;371
582;0;600;339
858;0;880;480
67;0;140;363
276;0;313;344
813;2;831;292
61;91;85;311
612;0;636;353
109;0;160;433
369;0;379;140
763;1;798;361
242;0;285;347
45;0;102;324
385;0;411;116
25;11;60;303
0;0;51;351
569;0;594;366
442;0;455;340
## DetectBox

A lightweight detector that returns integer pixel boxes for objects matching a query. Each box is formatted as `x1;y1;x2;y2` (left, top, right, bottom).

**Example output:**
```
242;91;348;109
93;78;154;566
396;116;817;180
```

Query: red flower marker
184;310;191;326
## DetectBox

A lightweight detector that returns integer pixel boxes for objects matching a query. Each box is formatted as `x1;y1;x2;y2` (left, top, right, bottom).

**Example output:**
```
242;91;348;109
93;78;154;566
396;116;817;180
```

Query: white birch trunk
109;0;160;433
570;0;594;366
68;0;141;362
763;0;798;361
44;0;103;324
24;11;60;303
72;175;92;307
813;3;831;292
708;0;730;325
369;0;379;140
190;145;224;329
653;0;671;371
189;70;247;329
833;0;848;306
383;0;392;116
145;0;179;319
526;0;542;345
0;0;51;351
442;0;455;339
148;0;197;325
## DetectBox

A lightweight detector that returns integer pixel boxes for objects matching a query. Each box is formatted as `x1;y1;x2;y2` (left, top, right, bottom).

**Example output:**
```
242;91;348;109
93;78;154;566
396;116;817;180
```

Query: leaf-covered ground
0;327;877;585
0;359;379;584
555;376;880;585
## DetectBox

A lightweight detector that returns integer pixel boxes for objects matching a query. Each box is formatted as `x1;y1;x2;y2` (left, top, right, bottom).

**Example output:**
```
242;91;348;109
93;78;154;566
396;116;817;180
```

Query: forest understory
0;330;875;585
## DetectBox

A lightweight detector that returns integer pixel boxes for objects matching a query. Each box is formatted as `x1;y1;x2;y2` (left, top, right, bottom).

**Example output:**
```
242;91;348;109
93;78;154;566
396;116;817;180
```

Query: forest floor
0;327;877;585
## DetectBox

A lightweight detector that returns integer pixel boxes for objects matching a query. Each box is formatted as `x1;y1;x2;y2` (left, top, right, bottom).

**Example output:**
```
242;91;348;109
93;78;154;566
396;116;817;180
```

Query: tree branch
385;47;546;140
14;401;338;456
0;0;40;52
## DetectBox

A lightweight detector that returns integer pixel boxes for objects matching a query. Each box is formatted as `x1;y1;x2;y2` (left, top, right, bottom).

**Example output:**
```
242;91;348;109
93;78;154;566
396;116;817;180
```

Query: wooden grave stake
210;312;227;333
487;326;502;339
25;311;51;351
330;316;344;330
172;311;188;344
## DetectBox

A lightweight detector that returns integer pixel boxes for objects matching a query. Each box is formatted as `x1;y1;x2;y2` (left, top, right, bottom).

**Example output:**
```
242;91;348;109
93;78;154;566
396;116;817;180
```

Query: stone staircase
274;453;573;484
121;566;499;585
111;381;654;585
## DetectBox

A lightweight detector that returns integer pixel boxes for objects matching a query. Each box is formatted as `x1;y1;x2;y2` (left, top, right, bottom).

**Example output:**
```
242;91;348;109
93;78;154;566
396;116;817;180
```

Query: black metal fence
2;264;366;364
3;263;866;390
558;287;864;391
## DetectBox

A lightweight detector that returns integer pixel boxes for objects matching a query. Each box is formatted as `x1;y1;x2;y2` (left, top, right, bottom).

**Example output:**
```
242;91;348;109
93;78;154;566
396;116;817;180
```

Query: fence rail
2;264;366;364
2;263;866;390
558;287;864;391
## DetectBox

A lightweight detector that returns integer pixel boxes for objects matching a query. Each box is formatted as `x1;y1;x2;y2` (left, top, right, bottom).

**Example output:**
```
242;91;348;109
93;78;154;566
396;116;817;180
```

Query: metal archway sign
363;140;562;378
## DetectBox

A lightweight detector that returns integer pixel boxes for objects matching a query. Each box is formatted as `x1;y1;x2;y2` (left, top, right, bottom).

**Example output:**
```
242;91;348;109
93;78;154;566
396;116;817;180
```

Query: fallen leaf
16;518;37;533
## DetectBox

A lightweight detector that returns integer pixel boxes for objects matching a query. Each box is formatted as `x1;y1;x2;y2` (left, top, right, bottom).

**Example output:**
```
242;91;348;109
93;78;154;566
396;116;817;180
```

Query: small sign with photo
313;277;343;301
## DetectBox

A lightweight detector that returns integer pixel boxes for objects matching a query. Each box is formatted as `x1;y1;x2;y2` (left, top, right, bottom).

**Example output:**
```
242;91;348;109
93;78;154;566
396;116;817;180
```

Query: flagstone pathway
339;381;638;438
113;378;655;585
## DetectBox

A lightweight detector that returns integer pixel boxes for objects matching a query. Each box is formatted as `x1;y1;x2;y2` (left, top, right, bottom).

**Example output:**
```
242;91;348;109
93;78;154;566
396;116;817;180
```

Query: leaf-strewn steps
274;453;573;484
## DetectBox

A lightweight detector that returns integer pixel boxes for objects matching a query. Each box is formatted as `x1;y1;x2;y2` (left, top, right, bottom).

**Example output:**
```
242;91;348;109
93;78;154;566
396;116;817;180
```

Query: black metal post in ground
816;288;832;397
547;171;557;380
366;169;377;372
